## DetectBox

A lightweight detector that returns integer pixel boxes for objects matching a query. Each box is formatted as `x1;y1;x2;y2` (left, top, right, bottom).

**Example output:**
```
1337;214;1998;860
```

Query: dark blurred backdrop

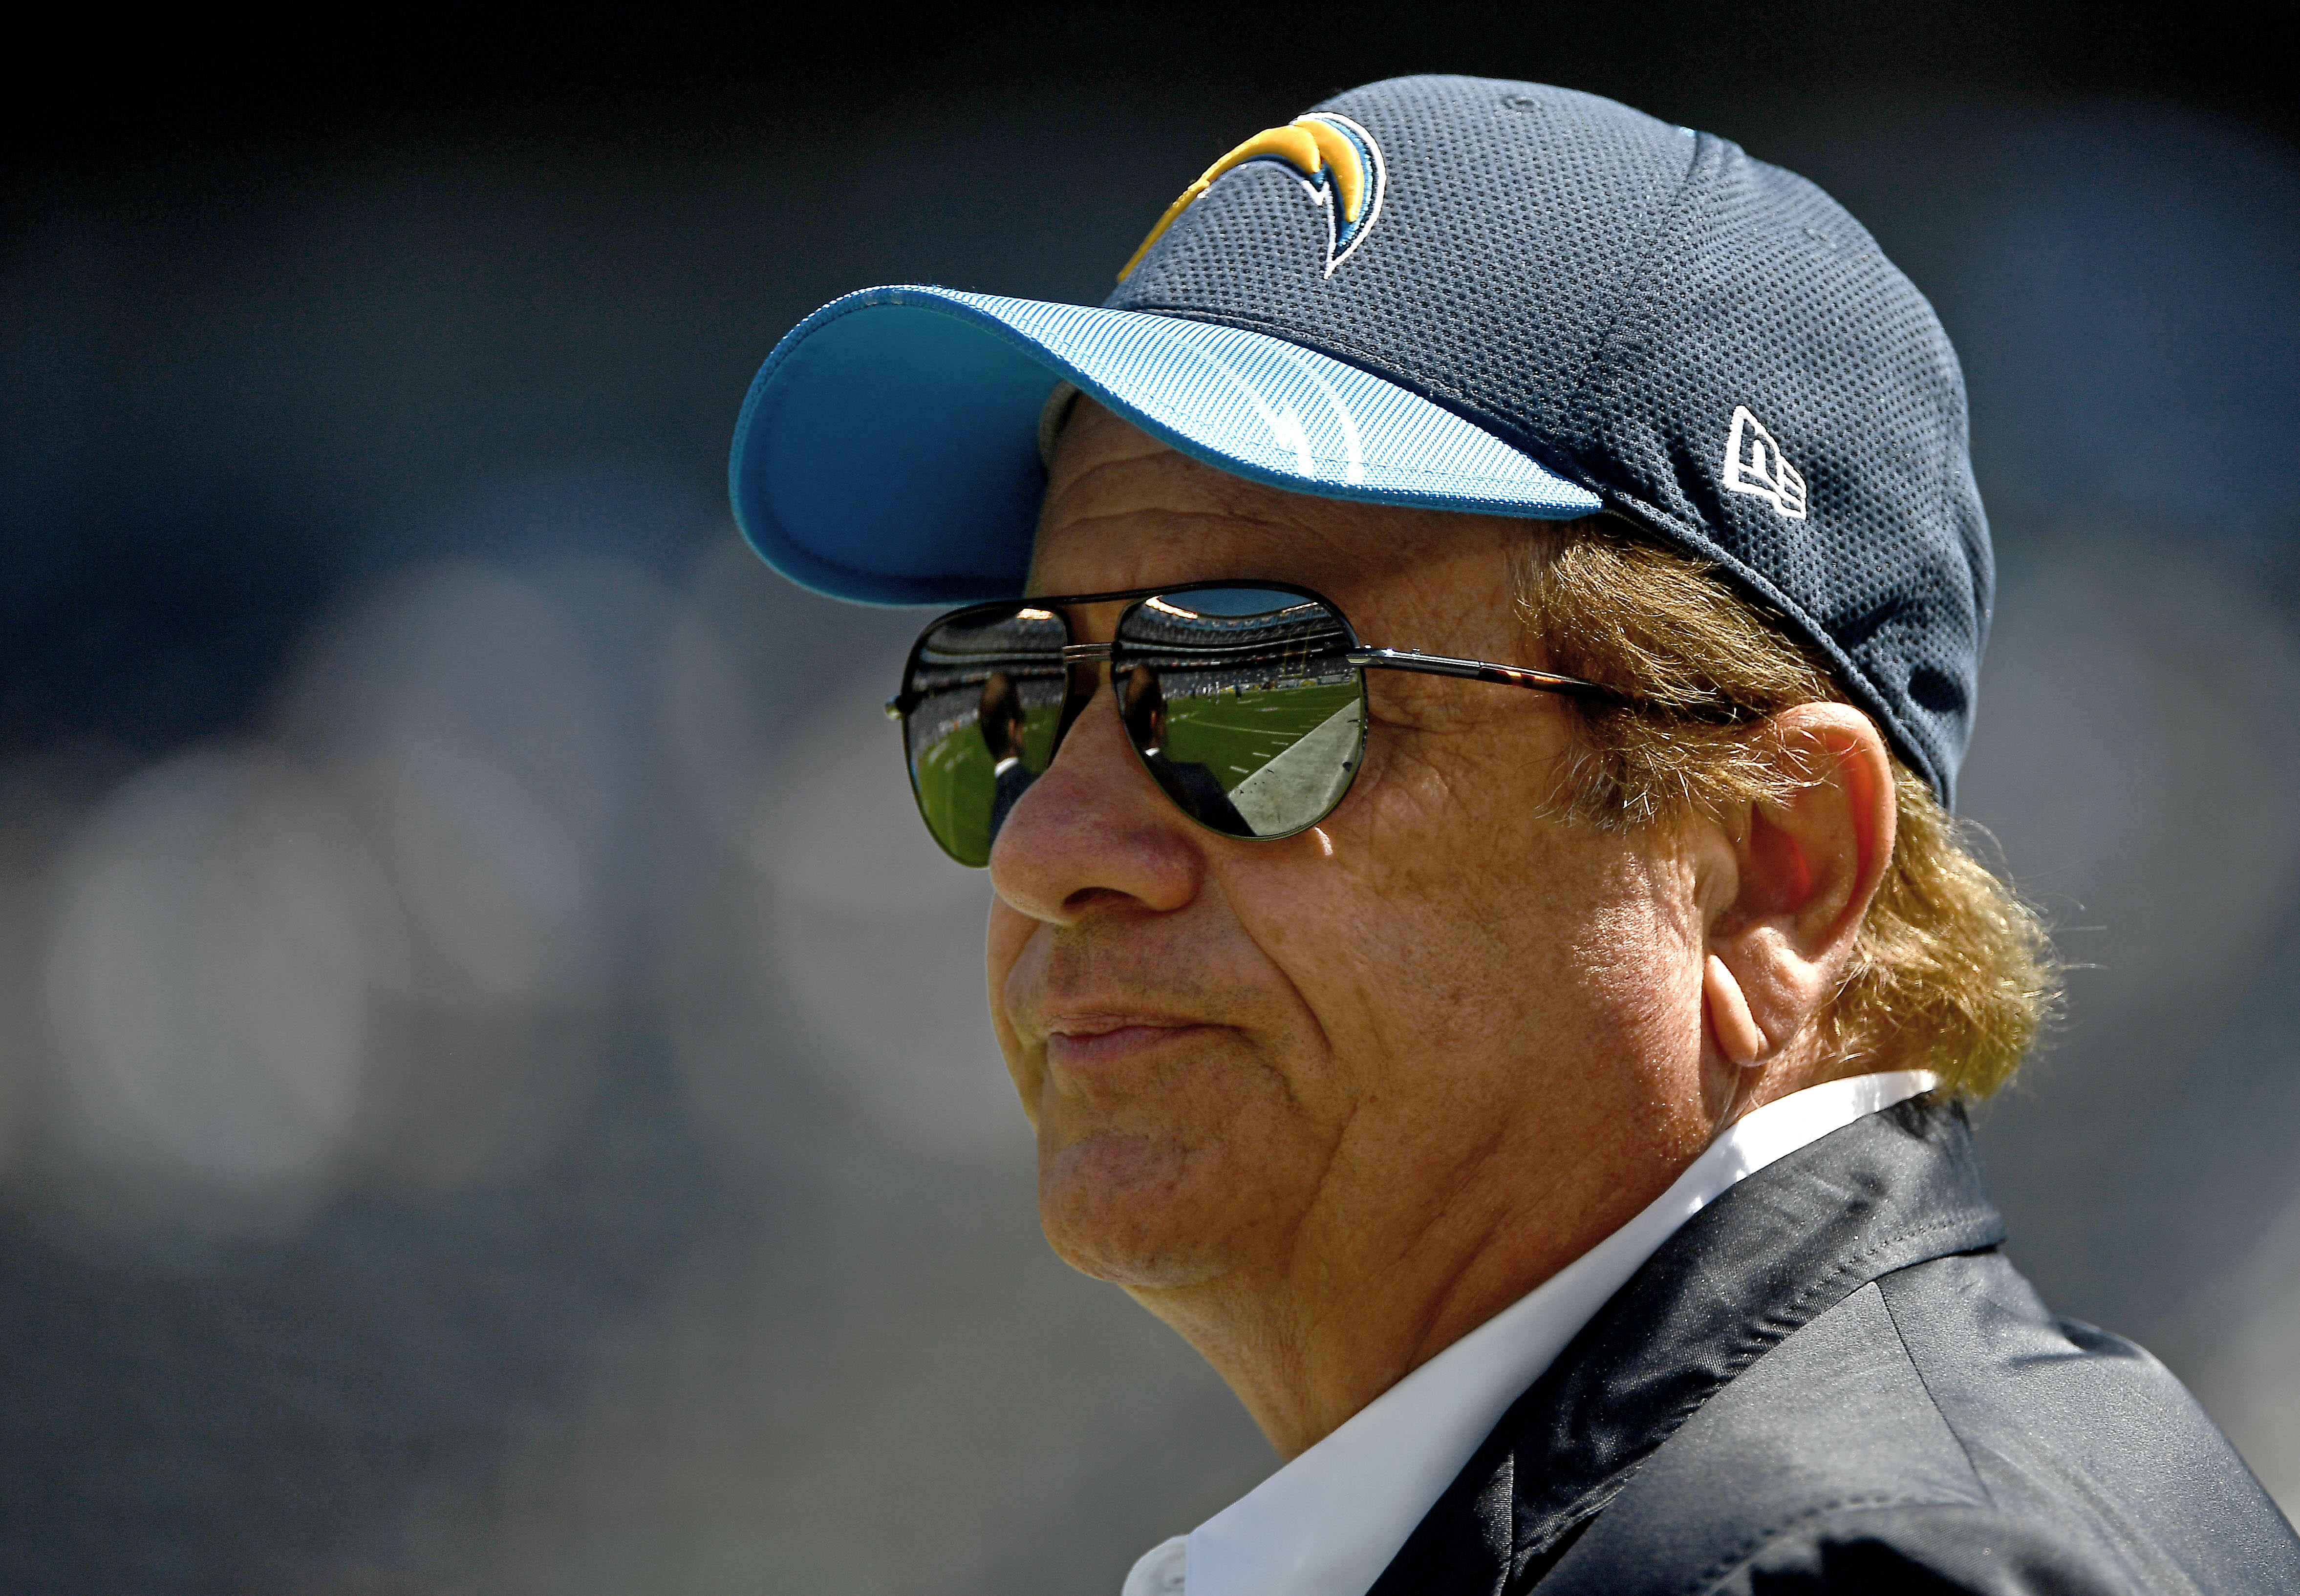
4;4;2298;1592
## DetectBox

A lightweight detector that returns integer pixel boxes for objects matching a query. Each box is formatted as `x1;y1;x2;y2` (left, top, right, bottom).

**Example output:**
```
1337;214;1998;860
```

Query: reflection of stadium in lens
894;586;1373;862
1115;592;1363;840
1118;593;1357;699
903;611;1067;867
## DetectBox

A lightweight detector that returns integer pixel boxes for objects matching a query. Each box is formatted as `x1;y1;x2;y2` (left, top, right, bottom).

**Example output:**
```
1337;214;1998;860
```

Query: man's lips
1041;1015;1222;1070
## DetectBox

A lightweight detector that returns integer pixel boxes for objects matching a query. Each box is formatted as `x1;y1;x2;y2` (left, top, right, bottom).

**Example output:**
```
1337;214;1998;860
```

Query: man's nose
987;678;1205;924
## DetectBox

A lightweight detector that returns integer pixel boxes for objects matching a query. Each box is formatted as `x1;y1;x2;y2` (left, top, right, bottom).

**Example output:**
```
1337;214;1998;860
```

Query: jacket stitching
1659;1213;1999;1430
1518;1212;1999;1564
1875;1268;2000;1511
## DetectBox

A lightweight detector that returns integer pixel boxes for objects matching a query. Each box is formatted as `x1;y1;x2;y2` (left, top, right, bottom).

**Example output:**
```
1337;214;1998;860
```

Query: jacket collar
1367;1097;2006;1594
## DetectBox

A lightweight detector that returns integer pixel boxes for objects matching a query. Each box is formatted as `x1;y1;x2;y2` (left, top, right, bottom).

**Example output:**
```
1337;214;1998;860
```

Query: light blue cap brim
728;285;1603;605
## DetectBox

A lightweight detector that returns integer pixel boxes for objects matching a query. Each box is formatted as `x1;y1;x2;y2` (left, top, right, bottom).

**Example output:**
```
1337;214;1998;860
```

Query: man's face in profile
983;399;1725;1358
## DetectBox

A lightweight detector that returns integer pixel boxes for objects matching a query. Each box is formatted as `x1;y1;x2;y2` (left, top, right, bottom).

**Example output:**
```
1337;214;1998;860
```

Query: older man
727;78;2300;1594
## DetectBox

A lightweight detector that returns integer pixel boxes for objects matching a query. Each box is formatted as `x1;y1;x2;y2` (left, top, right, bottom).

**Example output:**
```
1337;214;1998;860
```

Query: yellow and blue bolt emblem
1118;112;1388;282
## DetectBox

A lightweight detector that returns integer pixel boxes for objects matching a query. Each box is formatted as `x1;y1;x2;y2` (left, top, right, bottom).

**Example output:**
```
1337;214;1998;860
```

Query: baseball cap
727;76;1992;802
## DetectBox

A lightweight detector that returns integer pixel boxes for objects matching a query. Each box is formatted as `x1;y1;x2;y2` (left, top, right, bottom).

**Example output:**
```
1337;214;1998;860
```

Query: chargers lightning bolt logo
1118;113;1388;281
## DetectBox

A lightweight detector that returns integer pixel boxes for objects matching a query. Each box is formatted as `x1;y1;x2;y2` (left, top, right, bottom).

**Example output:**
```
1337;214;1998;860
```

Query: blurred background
3;3;2297;1590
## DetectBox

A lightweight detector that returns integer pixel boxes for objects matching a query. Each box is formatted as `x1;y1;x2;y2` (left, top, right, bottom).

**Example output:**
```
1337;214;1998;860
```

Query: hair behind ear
1511;517;2057;1097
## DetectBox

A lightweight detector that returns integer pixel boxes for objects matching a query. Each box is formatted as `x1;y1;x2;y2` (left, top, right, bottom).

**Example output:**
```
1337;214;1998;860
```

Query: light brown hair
1513;517;2056;1099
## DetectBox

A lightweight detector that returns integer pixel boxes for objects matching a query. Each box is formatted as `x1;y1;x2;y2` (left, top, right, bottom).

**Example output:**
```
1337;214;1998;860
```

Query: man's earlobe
1706;704;1897;1069
1703;954;1766;1067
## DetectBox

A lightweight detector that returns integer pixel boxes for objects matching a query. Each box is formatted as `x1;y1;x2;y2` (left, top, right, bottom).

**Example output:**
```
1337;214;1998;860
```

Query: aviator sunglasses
888;581;1647;867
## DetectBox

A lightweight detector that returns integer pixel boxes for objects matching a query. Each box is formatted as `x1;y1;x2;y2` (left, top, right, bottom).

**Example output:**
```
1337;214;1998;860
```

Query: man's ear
1702;703;1896;1068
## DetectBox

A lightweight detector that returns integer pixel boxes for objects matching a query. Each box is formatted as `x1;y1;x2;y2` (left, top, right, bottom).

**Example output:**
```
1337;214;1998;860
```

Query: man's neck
1123;1129;1692;1459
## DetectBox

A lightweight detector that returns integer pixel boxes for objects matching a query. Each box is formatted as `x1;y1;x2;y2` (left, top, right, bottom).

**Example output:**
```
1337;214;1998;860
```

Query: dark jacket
1368;1097;2300;1594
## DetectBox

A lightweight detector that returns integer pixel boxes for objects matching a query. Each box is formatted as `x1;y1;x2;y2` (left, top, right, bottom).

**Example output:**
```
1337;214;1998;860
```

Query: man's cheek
985;913;1050;1126
987;909;1042;1041
1003;1055;1046;1130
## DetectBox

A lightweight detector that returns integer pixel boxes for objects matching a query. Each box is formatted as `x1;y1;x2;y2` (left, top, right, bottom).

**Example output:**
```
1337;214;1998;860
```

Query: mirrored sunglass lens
1115;589;1364;839
903;608;1067;866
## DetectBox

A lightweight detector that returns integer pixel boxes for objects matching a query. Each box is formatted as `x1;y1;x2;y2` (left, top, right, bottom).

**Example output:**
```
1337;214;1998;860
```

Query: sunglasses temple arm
1346;647;1629;705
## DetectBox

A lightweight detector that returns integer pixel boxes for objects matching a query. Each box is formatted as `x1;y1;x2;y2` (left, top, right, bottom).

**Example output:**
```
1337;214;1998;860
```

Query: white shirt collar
1120;1070;1940;1596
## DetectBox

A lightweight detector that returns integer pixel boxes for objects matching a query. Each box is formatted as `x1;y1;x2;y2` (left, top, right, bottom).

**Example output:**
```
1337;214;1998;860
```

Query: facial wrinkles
1017;889;1334;1159
1039;414;1487;605
1017;913;1224;1042
1210;866;1381;1267
1006;403;1714;1339
1193;1055;1362;1322
1013;775;1430;1299
1229;648;1572;1191
1354;743;1670;1127
1038;482;1346;600
1216;892;1338;1114
1290;821;1540;1242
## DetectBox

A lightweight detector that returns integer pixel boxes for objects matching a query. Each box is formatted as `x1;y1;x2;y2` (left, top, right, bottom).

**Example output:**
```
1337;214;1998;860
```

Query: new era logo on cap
1722;406;1808;521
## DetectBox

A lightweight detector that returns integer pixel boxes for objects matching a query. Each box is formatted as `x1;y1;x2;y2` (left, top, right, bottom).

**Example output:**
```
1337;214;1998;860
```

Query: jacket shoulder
1531;1253;2300;1595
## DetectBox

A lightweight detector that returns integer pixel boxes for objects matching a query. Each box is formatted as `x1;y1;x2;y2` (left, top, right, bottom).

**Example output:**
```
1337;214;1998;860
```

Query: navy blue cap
729;76;1991;803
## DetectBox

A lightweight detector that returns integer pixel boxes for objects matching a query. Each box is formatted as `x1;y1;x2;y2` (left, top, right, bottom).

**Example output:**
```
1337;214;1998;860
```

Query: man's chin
1036;1131;1236;1290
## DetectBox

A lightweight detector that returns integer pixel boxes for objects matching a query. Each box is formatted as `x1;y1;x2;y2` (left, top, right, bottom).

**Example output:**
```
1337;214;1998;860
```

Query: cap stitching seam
1553;128;1713;451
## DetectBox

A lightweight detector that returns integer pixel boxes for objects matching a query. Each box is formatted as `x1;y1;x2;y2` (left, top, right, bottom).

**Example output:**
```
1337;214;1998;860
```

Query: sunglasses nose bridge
1047;651;1114;759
